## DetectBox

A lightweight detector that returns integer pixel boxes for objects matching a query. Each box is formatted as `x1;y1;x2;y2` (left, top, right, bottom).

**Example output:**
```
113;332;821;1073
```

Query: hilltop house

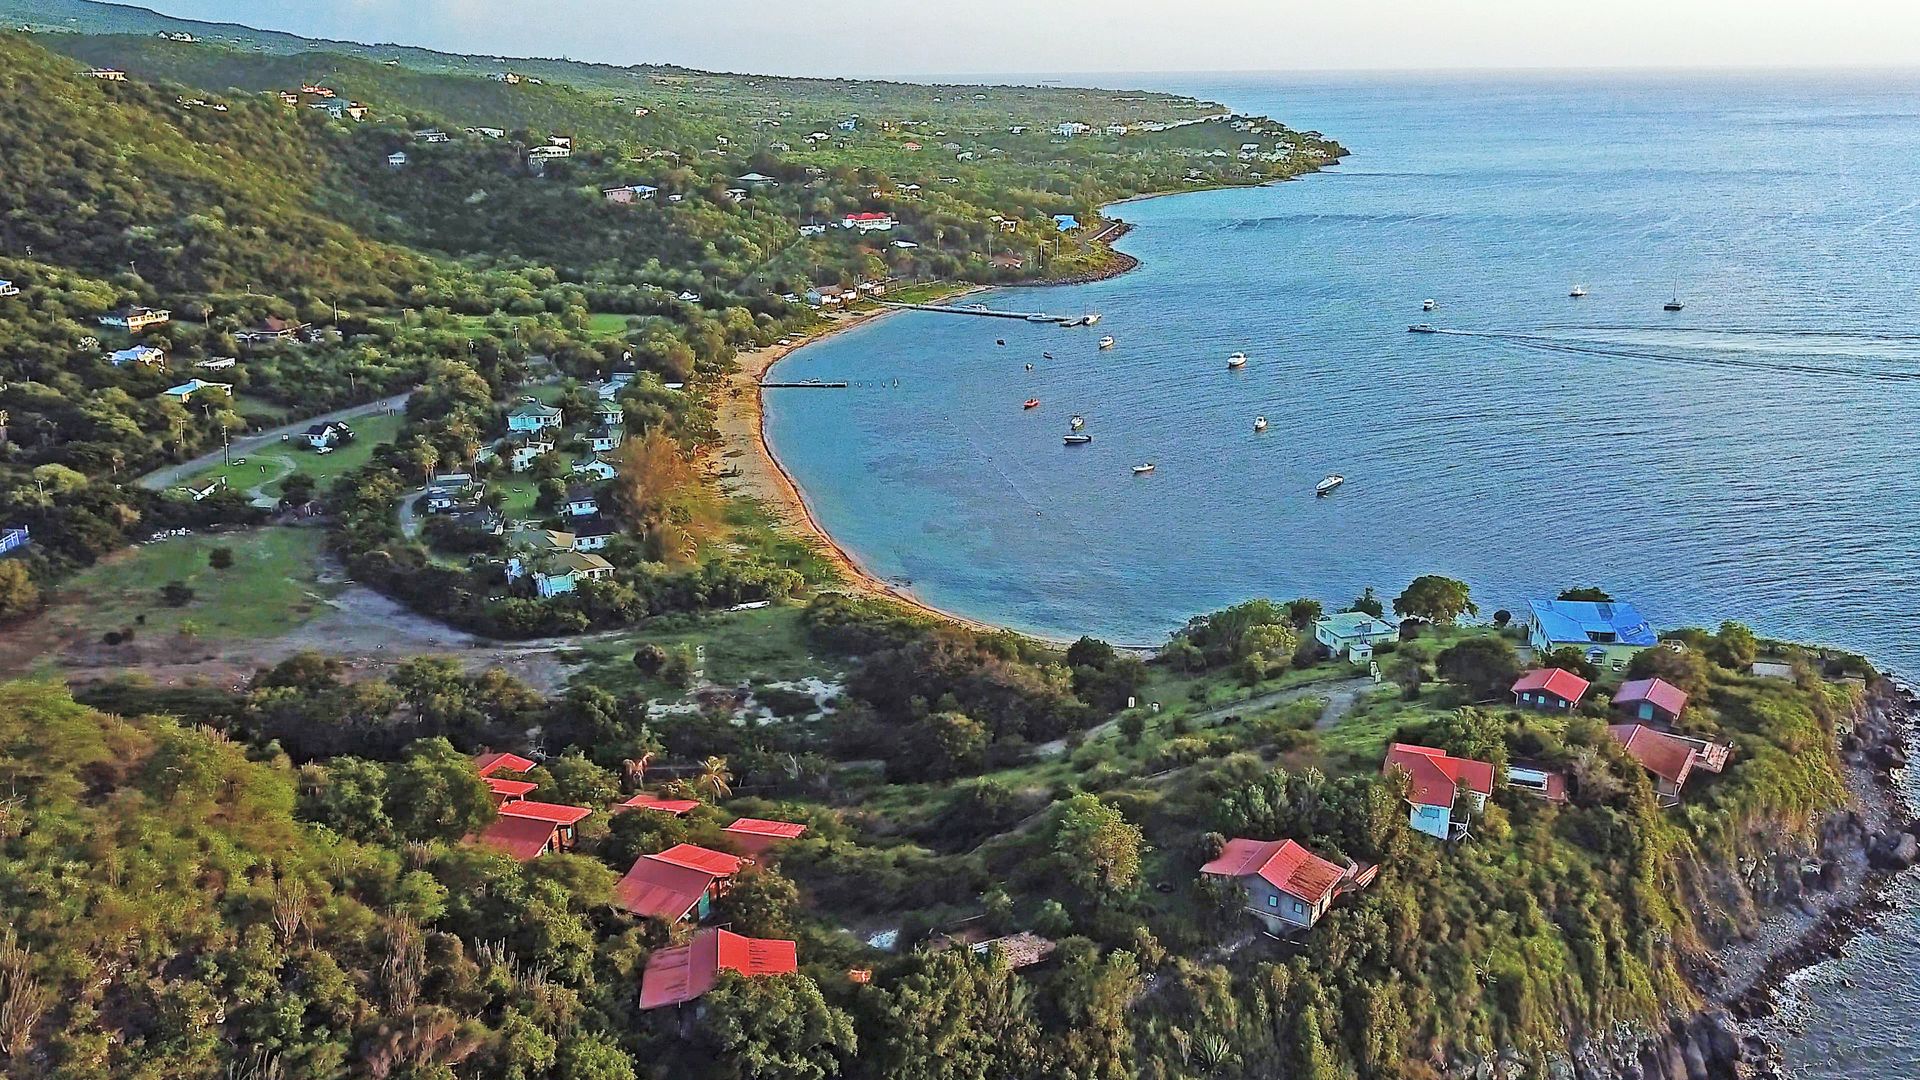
617;793;701;815
1526;599;1657;672
159;378;231;404
1613;677;1689;725
526;143;572;162
109;345;167;367
506;433;554;471
572;455;618;482
1382;743;1495;840
532;551;614;597
412;128;450;143
386;151;409;169
1053;214;1080;231
638;929;797;1010
1511;668;1591;712
301;421;353;450
1200;837;1377;935
840;212;896;232
1313;611;1400;664
99;307;171;333
81;67;128;81
613;844;746;923
571;516;618;551
506;401;563;432
604;184;659;203
238;315;307;344
475;800;593;861
723;818;807;858
585;424;622;453
0;278;18;297
562;484;599;518
0;527;29;557
1609;724;1731;805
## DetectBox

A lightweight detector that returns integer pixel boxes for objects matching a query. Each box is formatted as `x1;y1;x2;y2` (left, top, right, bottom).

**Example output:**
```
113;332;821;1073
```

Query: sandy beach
710;299;1005;634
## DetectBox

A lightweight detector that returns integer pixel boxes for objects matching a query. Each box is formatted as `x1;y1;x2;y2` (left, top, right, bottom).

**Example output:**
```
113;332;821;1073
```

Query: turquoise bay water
764;71;1920;1075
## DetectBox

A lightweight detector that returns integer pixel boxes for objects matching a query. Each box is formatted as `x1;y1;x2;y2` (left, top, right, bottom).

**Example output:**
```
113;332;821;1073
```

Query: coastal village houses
1382;743;1495;840
467;753;595;861
1614;677;1689;725
1313;611;1400;664
99;306;171;333
1608;724;1732;806
1526;598;1657;672
1511;667;1590;712
1200;837;1377;936
508;401;564;432
638;929;797;1010
613;843;746;924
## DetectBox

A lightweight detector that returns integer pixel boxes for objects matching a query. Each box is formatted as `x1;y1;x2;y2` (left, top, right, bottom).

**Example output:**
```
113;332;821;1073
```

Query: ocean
762;71;1920;1073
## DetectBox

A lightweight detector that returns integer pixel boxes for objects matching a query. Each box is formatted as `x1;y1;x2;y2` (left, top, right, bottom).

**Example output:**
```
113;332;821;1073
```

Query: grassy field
181;412;404;500
565;604;827;696
585;312;637;338
51;528;340;643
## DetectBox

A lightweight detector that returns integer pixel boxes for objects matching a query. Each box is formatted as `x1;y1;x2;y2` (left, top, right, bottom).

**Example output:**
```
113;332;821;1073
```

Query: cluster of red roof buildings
466;752;810;1009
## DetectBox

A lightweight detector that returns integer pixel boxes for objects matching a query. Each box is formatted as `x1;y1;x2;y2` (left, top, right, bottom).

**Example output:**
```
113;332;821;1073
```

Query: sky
135;1;1920;79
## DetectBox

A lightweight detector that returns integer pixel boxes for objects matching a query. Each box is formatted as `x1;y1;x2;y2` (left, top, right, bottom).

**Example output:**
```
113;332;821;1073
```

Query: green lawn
53;528;340;643
182;411;404;499
496;477;542;520
585;312;636;338
567;605;827;695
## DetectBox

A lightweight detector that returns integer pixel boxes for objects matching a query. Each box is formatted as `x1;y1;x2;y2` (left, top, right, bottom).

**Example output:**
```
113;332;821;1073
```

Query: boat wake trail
1434;328;1920;384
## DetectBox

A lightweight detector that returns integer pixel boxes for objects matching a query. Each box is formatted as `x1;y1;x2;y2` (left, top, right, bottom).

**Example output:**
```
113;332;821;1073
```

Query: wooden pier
759;380;848;388
883;302;1099;327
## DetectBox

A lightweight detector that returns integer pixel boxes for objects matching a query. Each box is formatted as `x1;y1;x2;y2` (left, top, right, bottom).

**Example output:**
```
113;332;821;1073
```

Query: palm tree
693;756;732;801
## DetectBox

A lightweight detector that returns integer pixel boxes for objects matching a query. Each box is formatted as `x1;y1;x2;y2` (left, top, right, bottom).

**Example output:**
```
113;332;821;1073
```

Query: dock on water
759;380;848;388
883;301;1100;326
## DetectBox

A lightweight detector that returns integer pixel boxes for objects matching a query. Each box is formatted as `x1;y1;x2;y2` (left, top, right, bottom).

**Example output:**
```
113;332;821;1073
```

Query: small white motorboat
1098;335;1115;349
1069;414;1085;431
1253;416;1268;432
1083;313;1101;325
1569;285;1588;298
1132;463;1156;475
1064;433;1092;445
1227;352;1247;369
1315;474;1345;496
1422;298;1437;312
1407;324;1437;334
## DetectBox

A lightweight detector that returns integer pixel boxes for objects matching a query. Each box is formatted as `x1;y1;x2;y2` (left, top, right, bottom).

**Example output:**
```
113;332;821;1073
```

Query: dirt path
137;391;413;492
1036;675;1378;757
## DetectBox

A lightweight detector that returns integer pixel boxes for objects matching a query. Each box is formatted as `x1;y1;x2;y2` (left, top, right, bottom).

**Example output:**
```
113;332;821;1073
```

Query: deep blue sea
763;71;1920;1074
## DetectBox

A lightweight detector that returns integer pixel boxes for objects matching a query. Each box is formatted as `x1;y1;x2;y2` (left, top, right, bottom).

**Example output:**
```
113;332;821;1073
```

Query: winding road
136;391;414;492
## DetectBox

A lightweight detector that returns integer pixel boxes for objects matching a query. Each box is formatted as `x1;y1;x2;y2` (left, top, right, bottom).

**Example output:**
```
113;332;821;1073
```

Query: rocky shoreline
1567;678;1917;1079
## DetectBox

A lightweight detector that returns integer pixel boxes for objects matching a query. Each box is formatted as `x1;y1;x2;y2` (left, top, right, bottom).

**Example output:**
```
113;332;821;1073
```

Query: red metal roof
650;843;744;876
485;776;537;799
618;793;701;815
1382;743;1496;808
475;751;537;777
498;800;592;826
1199;837;1350;904
724;818;807;840
612;856;717;921
639;929;797;1010
843;211;891;220
1608;724;1700;785
1511;667;1591;702
474;815;559;861
1614;678;1689;718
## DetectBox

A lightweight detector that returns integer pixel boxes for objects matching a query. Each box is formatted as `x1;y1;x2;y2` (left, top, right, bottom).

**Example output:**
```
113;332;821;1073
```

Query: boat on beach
1408;324;1437;334
1023;398;1040;409
1315;474;1344;496
1227;352;1248;369
1064;433;1092;445
1132;463;1156;475
1098;335;1115;349
1254;416;1268;432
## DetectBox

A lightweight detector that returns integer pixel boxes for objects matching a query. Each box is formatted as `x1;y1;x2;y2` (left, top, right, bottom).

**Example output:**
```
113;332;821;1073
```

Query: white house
532;551;615;597
563;484;599;518
506;401;563;432
386;151;409;168
507;436;554;472
159;378;231;404
1312;611;1401;664
412;129;450;143
572;516;617;551
527;144;571;161
840;212;896;232
585;425;621;453
82;68;128;81
302;421;353;450
0;279;18;298
572;456;617;482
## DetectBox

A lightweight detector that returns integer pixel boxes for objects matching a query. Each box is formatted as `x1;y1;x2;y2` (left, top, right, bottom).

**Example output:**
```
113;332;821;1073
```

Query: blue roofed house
0;278;19;297
1313;611;1401;664
507;401;563;432
1526;599;1658;673
1052;214;1080;232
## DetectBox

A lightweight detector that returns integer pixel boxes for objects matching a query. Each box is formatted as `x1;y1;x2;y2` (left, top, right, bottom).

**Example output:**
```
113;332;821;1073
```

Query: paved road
136;390;414;492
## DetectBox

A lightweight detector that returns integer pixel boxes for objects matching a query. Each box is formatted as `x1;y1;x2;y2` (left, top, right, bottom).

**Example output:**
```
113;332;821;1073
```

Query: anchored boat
1422;298;1437;312
1023;398;1040;410
1064;433;1092;445
1407;324;1437;334
1098;335;1115;349
1569;285;1588;298
1315;474;1345;496
1254;416;1268;432
1132;463;1156;475
1227;352;1248;369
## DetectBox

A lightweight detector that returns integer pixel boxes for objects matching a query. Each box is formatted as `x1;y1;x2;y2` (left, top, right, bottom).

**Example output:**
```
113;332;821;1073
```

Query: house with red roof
639;929;797;1010
617;793;701;816
723;817;807;857
1613;678;1689;725
484;775;537;805
1200;837;1377;935
1511;668;1590;712
474;800;592;861
1608;724;1731;806
1382;743;1496;840
839;211;896;232
612;844;746;923
475;751;537;777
